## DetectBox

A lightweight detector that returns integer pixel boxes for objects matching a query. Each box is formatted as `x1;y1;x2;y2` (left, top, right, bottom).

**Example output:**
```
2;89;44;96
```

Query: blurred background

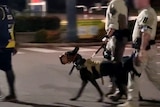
8;0;160;44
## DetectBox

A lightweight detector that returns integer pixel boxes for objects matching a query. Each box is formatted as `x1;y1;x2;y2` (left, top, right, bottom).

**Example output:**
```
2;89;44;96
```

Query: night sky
47;0;108;12
46;0;159;13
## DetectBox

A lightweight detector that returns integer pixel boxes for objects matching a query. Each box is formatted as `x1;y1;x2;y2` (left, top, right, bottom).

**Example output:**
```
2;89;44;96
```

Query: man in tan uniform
105;0;128;61
132;0;160;101
104;0;129;97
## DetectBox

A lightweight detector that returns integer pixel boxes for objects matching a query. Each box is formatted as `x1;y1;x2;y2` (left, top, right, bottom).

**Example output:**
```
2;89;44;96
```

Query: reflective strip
6;40;15;48
6;25;15;48
0;7;5;20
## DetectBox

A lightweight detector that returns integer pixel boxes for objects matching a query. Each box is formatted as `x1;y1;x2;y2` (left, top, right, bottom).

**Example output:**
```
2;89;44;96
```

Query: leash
91;44;106;58
91;36;108;58
91;43;106;85
69;63;76;75
68;54;78;75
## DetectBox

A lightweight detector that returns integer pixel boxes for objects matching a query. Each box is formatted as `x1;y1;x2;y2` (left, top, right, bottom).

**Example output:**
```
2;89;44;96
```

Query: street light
76;5;88;19
89;6;108;14
76;5;87;12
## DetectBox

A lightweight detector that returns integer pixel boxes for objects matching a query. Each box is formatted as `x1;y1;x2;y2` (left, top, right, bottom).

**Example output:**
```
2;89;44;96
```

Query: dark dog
59;47;140;102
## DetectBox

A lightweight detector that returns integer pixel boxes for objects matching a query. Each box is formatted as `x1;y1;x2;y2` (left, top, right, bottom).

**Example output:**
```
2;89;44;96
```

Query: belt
149;40;156;45
132;39;156;51
113;29;130;40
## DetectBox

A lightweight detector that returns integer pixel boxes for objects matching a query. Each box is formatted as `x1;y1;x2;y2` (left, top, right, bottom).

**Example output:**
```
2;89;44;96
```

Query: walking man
132;0;160;101
104;0;129;99
0;0;17;101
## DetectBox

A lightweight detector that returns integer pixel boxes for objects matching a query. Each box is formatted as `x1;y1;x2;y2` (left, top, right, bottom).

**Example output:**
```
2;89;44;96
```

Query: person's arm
138;10;153;60
140;32;150;50
105;3;119;38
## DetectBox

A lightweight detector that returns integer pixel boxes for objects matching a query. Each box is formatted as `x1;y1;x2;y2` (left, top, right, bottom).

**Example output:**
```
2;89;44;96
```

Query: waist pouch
114;29;131;41
132;38;155;50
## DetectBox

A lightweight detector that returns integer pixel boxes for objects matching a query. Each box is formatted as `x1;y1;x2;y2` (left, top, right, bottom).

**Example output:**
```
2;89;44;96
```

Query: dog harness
84;59;101;74
84;59;104;85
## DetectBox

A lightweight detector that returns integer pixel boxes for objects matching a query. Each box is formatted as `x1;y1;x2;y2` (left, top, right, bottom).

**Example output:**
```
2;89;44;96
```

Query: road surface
0;46;160;107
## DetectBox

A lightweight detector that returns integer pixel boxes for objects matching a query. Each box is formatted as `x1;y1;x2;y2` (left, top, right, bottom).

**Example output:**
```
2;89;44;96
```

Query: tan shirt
132;7;157;42
105;0;128;31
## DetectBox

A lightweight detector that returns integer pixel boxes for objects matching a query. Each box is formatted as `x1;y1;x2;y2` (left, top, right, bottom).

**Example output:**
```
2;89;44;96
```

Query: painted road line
61;47;75;50
79;48;97;52
156;53;160;56
17;52;25;55
156;62;160;64
21;48;63;53
61;47;97;52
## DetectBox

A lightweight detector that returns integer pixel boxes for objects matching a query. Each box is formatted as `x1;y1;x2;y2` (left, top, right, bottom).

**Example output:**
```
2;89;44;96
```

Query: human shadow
70;99;102;103
55;102;83;107
10;100;65;107
139;100;160;107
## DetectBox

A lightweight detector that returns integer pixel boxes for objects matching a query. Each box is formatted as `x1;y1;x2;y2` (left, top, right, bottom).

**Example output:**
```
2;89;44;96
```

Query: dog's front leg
90;80;104;102
70;81;88;101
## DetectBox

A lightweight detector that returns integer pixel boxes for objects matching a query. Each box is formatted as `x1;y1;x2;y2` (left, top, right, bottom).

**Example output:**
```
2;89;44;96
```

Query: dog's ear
67;47;79;56
72;47;79;54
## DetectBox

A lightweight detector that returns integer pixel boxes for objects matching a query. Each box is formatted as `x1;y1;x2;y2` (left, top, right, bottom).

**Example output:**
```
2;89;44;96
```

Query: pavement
18;40;160;48
51;14;160;21
0;46;160;107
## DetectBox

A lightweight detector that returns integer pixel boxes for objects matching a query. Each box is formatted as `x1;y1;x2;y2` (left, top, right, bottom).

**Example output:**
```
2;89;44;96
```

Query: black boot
4;95;17;102
106;81;116;96
4;70;17;102
110;85;127;102
138;92;144;101
110;92;123;102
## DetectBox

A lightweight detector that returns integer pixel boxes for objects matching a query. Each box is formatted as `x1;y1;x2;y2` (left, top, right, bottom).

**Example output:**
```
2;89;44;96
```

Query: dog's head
59;47;79;64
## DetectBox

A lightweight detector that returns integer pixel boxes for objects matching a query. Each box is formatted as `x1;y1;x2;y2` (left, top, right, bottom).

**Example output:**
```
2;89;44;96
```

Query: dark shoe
110;92;123;102
105;87;116;97
3;95;17;102
138;92;144;101
70;97;78;101
97;98;103;102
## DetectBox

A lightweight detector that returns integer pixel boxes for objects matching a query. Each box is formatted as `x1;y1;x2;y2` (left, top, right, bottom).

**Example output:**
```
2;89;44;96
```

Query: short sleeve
139;10;153;34
108;3;119;30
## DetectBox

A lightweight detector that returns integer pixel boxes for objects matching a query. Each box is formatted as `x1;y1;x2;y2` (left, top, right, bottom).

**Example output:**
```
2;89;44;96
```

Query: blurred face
133;0;149;9
133;0;143;9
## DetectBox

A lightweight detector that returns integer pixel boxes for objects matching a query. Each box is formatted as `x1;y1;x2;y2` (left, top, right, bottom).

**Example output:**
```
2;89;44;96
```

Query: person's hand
134;50;146;67
12;48;18;56
138;50;147;63
134;54;141;67
102;36;109;44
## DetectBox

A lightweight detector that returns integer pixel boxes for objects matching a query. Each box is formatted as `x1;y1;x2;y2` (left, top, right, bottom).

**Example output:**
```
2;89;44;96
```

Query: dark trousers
113;37;128;62
109;37;128;94
0;48;16;96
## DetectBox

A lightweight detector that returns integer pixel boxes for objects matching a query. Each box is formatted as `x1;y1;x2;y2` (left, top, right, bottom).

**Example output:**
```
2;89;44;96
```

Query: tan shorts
134;46;160;101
